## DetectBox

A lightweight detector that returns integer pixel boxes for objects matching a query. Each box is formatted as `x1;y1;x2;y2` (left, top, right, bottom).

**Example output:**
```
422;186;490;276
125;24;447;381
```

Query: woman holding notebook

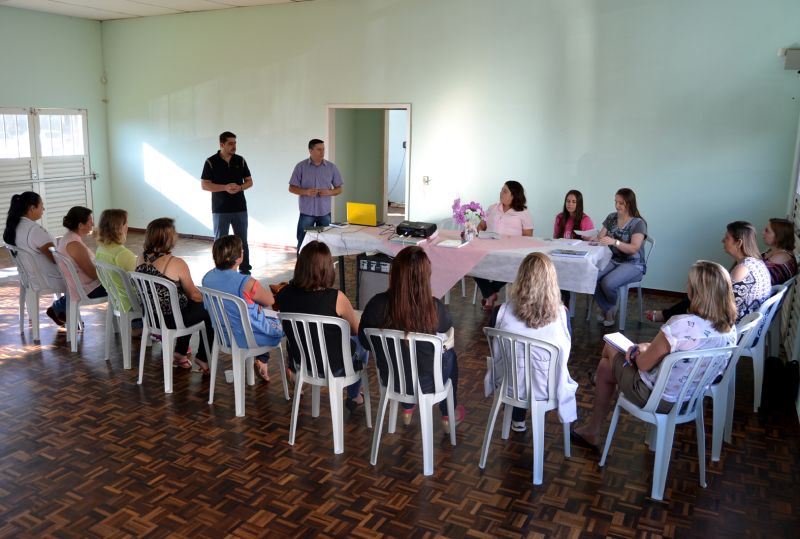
571;260;737;450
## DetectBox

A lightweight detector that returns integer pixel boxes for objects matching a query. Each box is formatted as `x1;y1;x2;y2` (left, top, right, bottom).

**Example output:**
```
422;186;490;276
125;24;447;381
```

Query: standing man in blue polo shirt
289;138;343;251
201;131;253;274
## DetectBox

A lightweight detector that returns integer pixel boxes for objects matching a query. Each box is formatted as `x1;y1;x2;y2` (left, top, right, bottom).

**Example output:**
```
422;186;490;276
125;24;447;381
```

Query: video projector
396;220;437;238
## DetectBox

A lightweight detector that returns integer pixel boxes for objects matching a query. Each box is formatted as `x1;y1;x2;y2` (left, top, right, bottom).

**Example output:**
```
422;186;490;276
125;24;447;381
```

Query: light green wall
334;109;385;221
93;0;800;290
0;5;110;213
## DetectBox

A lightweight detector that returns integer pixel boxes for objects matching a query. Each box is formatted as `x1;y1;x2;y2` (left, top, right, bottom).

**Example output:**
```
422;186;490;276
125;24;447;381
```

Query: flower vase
462;224;476;243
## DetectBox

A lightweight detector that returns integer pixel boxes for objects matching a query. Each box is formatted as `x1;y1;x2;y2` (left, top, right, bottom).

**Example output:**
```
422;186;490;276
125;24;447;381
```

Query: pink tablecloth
301;226;610;297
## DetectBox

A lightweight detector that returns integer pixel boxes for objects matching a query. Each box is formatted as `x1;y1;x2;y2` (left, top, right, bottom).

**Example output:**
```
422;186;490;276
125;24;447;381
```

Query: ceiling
0;0;314;21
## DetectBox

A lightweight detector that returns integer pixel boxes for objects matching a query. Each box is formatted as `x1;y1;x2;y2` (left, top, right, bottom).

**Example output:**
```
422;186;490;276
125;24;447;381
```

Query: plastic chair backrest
7;245;53;292
750;284;788;344
128;272;188;334
363;328;445;398
716;312;763;387
483;327;561;407
642;236;655;264
641;346;735;419
199;286;258;352
50;247;96;302
95;261;142;317
279;312;354;380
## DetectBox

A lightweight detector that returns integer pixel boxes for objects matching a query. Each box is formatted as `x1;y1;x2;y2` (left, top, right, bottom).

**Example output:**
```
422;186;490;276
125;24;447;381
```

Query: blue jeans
296;213;331;251
593;260;644;314
347;337;369;399
213;211;250;273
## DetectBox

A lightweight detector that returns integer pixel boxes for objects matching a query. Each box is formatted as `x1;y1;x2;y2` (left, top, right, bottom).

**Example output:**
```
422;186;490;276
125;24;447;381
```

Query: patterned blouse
761;251;797;285
135;253;189;316
732;257;772;321
639;314;736;402
602;213;648;266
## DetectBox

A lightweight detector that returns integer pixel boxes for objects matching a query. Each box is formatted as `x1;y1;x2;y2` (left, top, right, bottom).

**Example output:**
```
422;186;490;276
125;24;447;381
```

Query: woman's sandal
402;405;417;425
173;353;192;369
194;358;210;375
345;392;365;413
645;310;664;323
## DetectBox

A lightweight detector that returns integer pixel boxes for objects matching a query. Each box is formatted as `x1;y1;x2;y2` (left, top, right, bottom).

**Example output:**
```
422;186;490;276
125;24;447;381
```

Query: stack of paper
389;236;427;246
554;238;581;246
550;248;589;258
437;239;467;248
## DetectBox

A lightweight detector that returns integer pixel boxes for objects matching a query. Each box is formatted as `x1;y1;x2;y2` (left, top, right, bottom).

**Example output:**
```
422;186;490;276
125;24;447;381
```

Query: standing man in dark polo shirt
201;131;253;274
289;138;343;251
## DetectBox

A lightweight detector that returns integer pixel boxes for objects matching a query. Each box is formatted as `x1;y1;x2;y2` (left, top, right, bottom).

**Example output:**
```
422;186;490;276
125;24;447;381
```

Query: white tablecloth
302;226;611;296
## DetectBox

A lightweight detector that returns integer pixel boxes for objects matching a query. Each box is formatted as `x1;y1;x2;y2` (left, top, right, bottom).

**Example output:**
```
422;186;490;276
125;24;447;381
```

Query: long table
301;225;612;298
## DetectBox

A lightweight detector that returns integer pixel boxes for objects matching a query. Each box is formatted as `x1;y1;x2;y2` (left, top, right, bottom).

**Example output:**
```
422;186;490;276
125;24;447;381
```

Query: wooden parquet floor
0;234;799;537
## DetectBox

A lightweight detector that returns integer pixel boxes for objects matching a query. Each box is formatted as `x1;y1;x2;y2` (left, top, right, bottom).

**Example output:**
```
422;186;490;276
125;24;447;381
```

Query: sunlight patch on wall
142;143;212;231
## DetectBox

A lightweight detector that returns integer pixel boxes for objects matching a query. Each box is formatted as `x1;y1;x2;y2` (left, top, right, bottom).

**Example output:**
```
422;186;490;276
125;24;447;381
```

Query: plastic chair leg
361;371;372;429
637;286;644;322
446;388;456;446
288;375;304;446
67;300;78;352
531;405;546;485
752;345;765;411
311;386;321;418
419;397;435;476
479;393;504;469
600;404;622;466
120;317;132;370
27;291;41;343
460;277;466;297
562;421;571;458
276;343;290;401
618;286;628;331
18;287;26;335
695;408;707;488
651;419;673;501
501;403;512;440
208;342;219;405
162;334;174;394
710;388;726;462
233;352;246;417
137;326;149;385
724;370;736;444
444;290;450;305
387;400;399;434
104;306;114;361
568;292;576;318
329;380;345;454
370;390;390;466
246;355;255;387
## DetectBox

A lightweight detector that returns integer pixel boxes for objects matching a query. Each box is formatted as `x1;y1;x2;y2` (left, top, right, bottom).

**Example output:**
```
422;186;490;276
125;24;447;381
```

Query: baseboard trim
127;228;297;253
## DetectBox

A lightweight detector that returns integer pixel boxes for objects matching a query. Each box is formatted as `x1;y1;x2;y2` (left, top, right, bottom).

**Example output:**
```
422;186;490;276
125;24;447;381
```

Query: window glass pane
0;114;30;159
39;114;84;157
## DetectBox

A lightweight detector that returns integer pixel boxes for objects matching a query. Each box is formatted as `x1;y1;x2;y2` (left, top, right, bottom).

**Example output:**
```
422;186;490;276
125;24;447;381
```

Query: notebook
437;239;467;248
603;332;635;353
550;248;589;258
346;202;384;227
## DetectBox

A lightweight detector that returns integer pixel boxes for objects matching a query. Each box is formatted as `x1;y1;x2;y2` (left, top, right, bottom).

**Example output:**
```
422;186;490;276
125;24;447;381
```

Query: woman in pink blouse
56;206;106;300
475;181;533;310
553;190;594;239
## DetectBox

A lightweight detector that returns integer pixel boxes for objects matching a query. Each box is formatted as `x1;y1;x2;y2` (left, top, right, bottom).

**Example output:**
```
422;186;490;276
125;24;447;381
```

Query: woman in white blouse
490;252;578;432
572;260;737;449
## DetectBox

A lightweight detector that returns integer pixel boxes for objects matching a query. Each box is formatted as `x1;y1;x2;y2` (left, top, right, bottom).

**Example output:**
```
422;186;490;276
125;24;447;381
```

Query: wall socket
422;176;430;184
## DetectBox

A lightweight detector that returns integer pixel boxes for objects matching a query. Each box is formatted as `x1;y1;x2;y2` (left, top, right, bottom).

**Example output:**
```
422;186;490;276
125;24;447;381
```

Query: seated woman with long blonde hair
490;252;578;433
572;260;737;449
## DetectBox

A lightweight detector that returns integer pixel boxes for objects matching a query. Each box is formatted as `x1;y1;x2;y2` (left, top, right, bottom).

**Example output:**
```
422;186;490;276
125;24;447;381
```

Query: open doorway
327;104;410;225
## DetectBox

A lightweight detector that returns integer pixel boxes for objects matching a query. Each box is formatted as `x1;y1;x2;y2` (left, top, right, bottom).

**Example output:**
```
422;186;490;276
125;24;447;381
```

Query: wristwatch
615;239;620;247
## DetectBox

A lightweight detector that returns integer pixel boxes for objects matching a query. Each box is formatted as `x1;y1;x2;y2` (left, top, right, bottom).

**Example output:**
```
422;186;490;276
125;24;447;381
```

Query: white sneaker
511;420;526;432
603;318;616;327
595;313;605;323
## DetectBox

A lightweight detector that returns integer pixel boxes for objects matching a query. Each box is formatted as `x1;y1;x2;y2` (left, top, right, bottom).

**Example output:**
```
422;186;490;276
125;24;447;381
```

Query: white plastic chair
600;345;735;501
586;236;655;330
199;287;290;417
738;284;789;412
50;247;110;352
363;328;455;476
704;311;762;462
4;245;65;343
95;261;143;370
478;328;571;485
129;272;211;394
767;275;795;359
280;312;372;454
438;218;467;304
